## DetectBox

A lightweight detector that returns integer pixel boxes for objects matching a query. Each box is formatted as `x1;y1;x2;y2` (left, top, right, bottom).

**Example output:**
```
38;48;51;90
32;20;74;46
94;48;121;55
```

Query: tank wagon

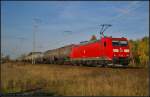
43;44;74;64
23;52;43;63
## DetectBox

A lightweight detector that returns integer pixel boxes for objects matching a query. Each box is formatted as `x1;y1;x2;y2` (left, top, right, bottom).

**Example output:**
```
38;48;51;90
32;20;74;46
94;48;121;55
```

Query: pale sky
1;1;149;59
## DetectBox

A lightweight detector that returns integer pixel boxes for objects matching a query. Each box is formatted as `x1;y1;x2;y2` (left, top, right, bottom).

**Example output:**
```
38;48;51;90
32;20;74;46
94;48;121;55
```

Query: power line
44;2;143;49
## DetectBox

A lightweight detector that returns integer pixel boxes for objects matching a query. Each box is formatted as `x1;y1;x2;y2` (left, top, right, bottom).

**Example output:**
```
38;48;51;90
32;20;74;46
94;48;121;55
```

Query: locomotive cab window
112;40;119;46
112;40;128;46
120;41;128;46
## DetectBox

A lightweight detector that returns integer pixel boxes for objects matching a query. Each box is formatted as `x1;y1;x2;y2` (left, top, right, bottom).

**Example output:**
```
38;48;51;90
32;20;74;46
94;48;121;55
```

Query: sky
1;1;149;59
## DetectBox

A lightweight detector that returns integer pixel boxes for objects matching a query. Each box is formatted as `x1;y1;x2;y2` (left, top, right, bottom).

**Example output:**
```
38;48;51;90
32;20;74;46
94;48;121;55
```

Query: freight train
23;24;131;67
43;36;130;66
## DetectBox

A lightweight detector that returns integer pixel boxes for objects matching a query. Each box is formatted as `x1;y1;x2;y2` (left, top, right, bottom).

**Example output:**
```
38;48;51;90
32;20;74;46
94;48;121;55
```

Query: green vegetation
129;36;149;67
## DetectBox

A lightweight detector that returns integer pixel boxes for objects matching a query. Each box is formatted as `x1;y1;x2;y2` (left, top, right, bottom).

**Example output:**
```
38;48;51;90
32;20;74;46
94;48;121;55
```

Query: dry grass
1;62;149;96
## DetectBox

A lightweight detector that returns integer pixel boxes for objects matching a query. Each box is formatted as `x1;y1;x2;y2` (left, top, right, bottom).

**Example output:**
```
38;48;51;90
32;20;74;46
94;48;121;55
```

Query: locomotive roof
28;52;42;55
44;44;74;54
75;37;127;46
100;36;127;40
77;39;100;46
111;37;127;40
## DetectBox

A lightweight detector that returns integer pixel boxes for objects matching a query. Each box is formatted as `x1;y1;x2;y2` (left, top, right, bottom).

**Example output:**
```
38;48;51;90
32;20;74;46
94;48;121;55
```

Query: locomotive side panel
100;38;113;60
70;40;103;59
69;38;114;66
83;41;101;58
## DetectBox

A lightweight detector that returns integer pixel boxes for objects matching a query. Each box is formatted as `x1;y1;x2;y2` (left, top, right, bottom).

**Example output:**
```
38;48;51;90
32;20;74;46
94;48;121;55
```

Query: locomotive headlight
113;49;119;52
124;49;129;52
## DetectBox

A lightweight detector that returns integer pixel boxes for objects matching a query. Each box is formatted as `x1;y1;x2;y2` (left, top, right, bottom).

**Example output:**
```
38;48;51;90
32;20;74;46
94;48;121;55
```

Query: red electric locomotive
40;24;130;67
69;24;130;66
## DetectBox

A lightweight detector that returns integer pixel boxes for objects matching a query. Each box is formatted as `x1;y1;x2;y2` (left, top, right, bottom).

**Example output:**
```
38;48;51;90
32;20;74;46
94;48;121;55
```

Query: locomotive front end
112;38;130;66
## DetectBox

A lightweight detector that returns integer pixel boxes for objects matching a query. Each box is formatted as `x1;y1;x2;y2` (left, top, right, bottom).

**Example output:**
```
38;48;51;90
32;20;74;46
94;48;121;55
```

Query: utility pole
18;37;26;56
32;24;35;64
32;18;37;64
32;17;41;64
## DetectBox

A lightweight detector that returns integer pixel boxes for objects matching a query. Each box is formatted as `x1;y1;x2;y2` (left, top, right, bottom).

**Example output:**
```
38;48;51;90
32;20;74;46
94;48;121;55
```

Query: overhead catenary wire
45;2;143;50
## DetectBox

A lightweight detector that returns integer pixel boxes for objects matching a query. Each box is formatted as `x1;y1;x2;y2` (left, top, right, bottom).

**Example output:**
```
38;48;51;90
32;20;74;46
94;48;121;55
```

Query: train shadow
105;66;144;69
1;87;59;96
2;91;58;96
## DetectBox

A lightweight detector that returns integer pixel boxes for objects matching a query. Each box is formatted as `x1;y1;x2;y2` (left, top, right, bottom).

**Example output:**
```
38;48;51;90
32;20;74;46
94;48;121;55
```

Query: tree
6;55;9;60
129;36;149;67
18;54;26;61
137;36;149;67
90;35;97;41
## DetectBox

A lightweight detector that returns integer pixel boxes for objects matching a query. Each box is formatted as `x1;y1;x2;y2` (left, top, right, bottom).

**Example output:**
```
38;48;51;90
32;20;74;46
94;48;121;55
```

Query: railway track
27;62;144;70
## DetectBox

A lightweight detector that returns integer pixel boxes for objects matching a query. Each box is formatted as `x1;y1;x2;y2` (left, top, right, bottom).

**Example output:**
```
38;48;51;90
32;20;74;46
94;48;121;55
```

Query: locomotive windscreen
112;40;128;46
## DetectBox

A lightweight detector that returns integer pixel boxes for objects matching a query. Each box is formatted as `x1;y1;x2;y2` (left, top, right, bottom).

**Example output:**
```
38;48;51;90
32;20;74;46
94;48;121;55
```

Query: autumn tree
90;35;97;41
129;36;149;67
137;36;149;67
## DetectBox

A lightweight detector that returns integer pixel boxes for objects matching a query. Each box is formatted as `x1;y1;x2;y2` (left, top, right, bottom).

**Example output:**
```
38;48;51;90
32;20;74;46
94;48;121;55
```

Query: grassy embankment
1;62;149;96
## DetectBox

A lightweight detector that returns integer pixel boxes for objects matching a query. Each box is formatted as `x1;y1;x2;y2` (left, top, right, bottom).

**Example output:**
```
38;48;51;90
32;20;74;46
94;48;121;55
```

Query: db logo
120;48;123;52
